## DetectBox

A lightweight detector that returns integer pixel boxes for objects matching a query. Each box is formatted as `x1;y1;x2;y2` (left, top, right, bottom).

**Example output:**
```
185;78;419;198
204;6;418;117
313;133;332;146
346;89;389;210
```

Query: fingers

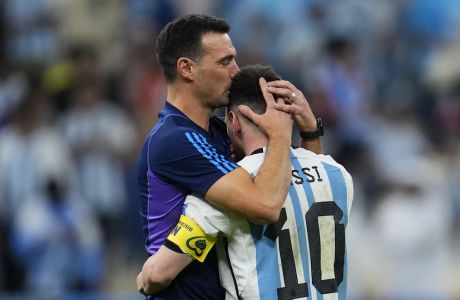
267;79;298;92
136;272;146;295
259;77;276;107
237;104;259;123
276;97;287;105
268;86;297;99
237;92;289;123
267;80;303;103
273;102;294;114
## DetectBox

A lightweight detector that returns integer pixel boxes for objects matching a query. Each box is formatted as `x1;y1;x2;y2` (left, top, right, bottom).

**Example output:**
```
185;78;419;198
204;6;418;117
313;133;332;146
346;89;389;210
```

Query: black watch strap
299;117;324;140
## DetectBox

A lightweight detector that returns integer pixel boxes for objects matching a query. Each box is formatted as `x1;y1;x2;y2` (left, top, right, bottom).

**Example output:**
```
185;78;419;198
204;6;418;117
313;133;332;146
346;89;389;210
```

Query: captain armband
166;215;217;263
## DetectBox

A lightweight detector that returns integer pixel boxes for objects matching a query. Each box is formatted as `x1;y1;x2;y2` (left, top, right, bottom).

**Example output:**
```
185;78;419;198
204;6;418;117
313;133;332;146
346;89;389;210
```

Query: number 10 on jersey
264;201;345;299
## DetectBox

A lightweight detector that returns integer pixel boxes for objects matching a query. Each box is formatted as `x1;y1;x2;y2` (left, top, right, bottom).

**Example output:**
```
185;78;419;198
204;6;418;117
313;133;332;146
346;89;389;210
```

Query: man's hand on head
266;80;317;132
266;79;324;154
237;77;293;143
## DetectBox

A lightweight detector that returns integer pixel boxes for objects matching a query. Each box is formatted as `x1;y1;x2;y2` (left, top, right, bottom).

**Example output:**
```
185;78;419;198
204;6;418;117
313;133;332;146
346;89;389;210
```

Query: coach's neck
167;83;213;131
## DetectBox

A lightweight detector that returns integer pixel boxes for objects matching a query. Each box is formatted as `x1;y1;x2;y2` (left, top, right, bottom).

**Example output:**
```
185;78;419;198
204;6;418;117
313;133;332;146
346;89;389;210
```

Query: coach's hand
267;79;323;154
267;80;317;132
238;77;292;143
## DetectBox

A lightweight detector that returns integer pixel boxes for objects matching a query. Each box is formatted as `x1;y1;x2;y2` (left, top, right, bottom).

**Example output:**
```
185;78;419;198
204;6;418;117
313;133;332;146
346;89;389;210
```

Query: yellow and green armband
166;215;217;262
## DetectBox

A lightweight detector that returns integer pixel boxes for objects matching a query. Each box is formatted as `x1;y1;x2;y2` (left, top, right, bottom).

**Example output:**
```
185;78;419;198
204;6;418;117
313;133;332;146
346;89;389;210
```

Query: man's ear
177;57;195;81
228;111;242;136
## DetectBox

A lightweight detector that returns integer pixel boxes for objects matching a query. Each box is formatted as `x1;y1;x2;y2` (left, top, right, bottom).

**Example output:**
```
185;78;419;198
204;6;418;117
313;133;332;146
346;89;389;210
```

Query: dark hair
228;64;281;114
155;14;230;82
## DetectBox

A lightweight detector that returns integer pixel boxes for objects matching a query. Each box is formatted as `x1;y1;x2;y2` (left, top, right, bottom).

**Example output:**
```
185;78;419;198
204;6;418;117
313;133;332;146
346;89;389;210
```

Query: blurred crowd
0;0;460;299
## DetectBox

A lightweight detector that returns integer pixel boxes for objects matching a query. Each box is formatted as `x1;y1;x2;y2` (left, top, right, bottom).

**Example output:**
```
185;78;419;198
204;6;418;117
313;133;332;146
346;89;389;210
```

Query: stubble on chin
213;94;230;109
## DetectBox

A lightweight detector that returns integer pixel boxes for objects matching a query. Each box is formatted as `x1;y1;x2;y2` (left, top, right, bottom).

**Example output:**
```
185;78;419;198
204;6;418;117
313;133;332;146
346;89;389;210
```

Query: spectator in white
369;156;454;299
11;175;104;298
0;65;28;127
0;79;74;222
59;78;137;241
0;77;77;291
3;0;59;64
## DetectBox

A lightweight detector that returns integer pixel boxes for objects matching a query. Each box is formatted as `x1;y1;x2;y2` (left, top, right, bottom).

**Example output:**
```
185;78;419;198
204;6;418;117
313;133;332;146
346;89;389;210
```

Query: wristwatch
299;117;324;140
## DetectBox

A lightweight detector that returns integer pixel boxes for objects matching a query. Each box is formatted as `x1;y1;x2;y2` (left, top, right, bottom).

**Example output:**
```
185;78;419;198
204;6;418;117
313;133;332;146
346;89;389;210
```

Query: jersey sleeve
148;127;239;197
165;194;233;262
237;152;265;177
183;194;233;237
166;214;217;262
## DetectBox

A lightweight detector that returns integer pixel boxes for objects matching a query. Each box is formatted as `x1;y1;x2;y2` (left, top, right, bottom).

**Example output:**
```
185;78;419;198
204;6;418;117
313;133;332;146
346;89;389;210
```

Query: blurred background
0;0;459;299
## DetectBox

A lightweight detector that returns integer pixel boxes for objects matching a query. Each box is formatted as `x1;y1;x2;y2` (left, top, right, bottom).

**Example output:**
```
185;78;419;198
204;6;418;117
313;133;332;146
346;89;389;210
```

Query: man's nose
230;62;240;79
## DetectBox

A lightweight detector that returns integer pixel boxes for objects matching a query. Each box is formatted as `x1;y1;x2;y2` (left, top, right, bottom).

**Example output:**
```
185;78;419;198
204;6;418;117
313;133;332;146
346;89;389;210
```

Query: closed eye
219;55;234;66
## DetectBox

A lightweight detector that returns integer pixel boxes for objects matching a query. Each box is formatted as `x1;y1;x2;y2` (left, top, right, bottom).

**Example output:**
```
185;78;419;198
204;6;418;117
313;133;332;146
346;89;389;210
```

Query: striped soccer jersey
182;147;354;300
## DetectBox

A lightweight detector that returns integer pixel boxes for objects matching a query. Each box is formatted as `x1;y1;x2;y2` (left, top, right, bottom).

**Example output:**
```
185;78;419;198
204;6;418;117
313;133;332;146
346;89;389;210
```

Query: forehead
201;32;236;59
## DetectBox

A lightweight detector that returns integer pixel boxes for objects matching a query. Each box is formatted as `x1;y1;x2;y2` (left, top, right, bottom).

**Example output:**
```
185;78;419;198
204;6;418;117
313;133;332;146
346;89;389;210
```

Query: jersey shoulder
292;148;343;168
145;112;206;161
237;152;265;176
292;148;353;182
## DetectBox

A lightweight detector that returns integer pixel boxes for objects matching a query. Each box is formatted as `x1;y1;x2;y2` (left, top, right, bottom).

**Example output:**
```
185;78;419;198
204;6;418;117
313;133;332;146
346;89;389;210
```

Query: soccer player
137;65;353;299
138;15;322;299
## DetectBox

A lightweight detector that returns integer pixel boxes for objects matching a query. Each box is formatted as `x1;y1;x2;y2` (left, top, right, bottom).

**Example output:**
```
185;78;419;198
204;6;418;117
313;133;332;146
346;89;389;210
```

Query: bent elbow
143;277;172;295
141;268;174;295
251;206;282;224
262;211;281;224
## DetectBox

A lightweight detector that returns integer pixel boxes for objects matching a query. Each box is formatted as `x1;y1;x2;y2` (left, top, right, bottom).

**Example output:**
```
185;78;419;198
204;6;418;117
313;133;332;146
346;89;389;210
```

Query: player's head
227;64;281;114
156;14;239;107
226;64;281;157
